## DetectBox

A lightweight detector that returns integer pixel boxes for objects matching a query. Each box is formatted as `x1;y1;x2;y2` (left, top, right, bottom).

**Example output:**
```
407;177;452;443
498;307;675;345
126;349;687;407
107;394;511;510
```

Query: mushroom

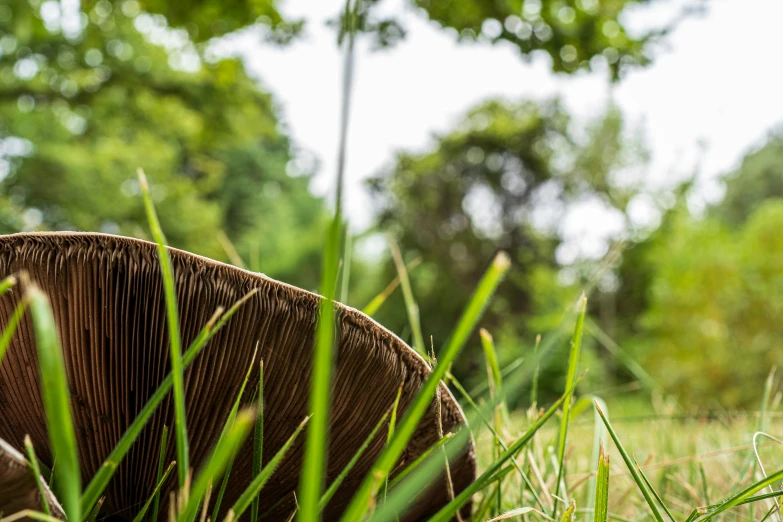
0;437;64;517
0;233;474;521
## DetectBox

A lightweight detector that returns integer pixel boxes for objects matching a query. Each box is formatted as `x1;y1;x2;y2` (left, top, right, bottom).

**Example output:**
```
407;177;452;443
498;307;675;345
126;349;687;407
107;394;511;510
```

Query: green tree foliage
715;135;783;226
0;0;327;288
630;201;783;408
367;99;647;391
346;0;687;78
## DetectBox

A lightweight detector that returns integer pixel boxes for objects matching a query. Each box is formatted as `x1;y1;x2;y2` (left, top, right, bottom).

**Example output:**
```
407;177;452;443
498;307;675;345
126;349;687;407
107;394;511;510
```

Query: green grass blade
133;461;175;522
553;295;587;518
27;285;81;522
368;428;472;522
381;385;403;507
0;510;65;522
340;251;511;522
698;468;783;520
209;349;258;521
427;377;583;522
0;274;16;297
151;426;169;522
635;460;676;522
480;329;503;403
177;409;256;522
340;229;352;304
361;258;422;317
251;360;265;522
389;238;425;356
0;300;27;367
386;433;453;490
232;416;309;519
81;291;255;515
594;442;609;522
297;214;341;522
23;435;51;517
531;334;541;406
561;501;575;522
319;410;390;512
447;373;545;513
594;401;665;522
139;168;189;487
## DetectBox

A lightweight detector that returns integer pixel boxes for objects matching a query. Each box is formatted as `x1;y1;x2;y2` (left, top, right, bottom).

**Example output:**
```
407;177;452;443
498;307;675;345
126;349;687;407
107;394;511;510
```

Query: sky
222;0;783;260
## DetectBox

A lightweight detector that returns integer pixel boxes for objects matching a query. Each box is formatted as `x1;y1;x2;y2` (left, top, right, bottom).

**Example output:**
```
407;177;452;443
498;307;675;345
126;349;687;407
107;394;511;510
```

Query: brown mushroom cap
0;232;474;521
0;437;64;518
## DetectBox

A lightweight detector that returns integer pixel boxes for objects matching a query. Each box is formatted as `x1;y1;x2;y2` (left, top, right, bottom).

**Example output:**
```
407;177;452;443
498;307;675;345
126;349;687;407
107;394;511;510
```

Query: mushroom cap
0;233;474;521
0;437;64;518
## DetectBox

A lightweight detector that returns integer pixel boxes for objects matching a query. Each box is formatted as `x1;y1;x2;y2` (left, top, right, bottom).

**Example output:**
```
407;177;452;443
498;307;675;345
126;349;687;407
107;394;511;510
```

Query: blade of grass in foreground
23;435;51;517
177;409;256;522
80;290;256;514
251;360;265;522
340;251;511;522
133;461;175;522
553;295;587;519
594;401;665;522
231;416;310;520
151;426;169;522
361;258;421;317
297;0;357;516
695;467;783;521
28;285;81;522
427;376;584;522
139;168;189;487
319;410;390;512
593;442;609;522
389;238;425;356
0;300;27;366
635;460;676;522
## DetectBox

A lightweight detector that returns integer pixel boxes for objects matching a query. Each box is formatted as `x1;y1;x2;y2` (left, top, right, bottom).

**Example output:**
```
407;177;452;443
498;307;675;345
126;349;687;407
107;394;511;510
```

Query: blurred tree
0;0;327;288
340;0;701;79
366;98;648;394
629;200;783;408
714;135;783;226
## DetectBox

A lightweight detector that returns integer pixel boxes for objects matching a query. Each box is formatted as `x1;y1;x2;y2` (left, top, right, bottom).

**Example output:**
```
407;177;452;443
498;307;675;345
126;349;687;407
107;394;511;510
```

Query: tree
343;0;697;79
714;134;783;226
0;0;327;288
366;99;648;393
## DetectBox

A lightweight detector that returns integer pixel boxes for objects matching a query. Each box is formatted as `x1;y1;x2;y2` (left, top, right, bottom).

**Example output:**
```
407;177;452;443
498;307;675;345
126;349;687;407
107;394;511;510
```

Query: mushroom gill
0;232;474;521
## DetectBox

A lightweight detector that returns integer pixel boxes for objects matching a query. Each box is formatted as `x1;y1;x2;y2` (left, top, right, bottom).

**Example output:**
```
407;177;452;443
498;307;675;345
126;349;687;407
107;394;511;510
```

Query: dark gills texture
0;233;474;521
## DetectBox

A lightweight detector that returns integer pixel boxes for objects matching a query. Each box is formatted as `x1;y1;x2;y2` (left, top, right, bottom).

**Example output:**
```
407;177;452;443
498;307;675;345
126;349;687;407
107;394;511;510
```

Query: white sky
226;0;783;259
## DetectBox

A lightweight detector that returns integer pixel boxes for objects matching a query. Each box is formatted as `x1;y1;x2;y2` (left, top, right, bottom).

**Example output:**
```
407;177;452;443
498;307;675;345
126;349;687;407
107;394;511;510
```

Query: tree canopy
0;0;327;288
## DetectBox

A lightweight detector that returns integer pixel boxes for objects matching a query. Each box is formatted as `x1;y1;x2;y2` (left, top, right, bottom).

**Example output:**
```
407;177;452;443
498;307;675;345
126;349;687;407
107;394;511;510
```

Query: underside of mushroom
0;232;474;521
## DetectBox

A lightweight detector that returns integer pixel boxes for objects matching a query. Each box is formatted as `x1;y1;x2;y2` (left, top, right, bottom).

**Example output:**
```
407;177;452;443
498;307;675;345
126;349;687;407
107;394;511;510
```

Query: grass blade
231;416;310;519
151;426;169;522
27;285;81;522
594;401;666;522
0;300;28;366
553;295;587;518
386;433;453;490
0;274;16;297
698;468;783;520
361;258;421;317
319;410;390;512
594;442;609;522
251;360;265;522
635;460;676;522
81;291;255;514
133;462;176;522
177;409;256;522
389;238;425;356
139;168;189;487
426;376;583;522
340;251;511;522
23;435;51;517
210;349;259;521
